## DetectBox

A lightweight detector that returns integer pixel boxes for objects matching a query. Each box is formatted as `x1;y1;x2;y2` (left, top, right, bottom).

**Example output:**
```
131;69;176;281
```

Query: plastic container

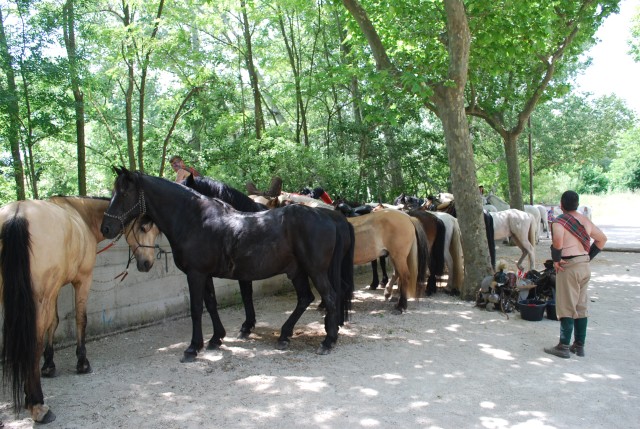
518;299;547;321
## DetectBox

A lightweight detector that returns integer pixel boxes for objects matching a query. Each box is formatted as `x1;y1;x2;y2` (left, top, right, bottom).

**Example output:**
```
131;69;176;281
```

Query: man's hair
561;190;579;211
169;155;182;163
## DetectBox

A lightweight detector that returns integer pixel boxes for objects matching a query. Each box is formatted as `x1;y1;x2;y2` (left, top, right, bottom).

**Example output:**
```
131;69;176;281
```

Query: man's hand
554;260;567;272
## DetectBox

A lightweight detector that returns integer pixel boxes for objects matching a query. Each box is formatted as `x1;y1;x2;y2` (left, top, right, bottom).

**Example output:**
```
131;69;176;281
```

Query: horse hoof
368;284;378;290
316;345;331;355
39;410;56;424
237;331;251;340
206;340;222;350
180;352;197;363
41;366;56;378
76;362;92;375
391;308;404;315
275;340;290;350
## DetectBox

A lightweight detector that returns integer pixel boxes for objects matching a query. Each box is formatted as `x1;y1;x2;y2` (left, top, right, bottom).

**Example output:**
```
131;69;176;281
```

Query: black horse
101;168;355;359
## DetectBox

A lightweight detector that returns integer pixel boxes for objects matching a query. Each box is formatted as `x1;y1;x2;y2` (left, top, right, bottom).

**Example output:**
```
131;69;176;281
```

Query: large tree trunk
63;0;86;195
0;5;26;200
240;0;265;139
122;3;136;170
504;132;524;210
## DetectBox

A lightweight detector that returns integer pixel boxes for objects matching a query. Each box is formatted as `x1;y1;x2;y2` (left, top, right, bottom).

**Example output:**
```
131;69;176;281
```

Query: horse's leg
314;273;339;355
40;303;59;378
369;259;380;290
384;269;399;301
203;276;227;350
276;274;315;351
392;259;411;315
182;272;207;362
72;278;92;374
379;255;389;287
237;280;256;339
28;302;56;423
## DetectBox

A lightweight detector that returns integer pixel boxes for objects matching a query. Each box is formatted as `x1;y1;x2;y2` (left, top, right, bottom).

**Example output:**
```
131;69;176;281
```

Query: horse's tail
409;217;429;298
431;217;446;277
1;215;38;413
484;212;496;270
449;217;465;293
340;223;355;324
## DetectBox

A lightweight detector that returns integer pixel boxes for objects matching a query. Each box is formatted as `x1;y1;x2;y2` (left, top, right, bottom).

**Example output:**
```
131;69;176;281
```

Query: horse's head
124;215;161;272
101;166;146;239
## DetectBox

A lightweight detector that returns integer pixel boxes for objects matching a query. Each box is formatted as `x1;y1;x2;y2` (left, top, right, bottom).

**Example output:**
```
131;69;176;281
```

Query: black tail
413;220;429;288
430;217;446;276
484;212;496;269
1;216;37;413
340;223;355;324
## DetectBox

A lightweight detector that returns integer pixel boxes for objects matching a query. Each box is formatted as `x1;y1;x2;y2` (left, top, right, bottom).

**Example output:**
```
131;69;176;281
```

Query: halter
103;189;147;234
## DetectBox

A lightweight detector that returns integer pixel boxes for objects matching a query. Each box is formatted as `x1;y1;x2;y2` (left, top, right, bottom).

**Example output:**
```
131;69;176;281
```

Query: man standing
544;190;607;358
169;155;201;183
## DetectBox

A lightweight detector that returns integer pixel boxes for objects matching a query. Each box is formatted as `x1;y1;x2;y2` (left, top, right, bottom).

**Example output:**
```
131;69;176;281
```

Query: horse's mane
185;175;267;212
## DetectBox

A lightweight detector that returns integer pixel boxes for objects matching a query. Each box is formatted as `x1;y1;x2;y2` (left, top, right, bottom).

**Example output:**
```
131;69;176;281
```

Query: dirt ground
2;224;639;429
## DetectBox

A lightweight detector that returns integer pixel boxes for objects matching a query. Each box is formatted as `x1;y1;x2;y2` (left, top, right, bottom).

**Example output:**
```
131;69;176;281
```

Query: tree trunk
63;0;86;195
504;132;524;210
137;0;165;172
0;5;26;200
240;0;265;139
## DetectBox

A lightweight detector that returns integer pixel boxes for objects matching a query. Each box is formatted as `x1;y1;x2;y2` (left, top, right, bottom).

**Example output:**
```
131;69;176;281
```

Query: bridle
103;188;147;234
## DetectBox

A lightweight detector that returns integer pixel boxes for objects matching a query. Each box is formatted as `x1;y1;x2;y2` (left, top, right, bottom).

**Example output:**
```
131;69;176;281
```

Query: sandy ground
1;223;639;429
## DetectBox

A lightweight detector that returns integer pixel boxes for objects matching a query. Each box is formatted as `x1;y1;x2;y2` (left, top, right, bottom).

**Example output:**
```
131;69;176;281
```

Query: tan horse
347;209;428;313
0;196;159;424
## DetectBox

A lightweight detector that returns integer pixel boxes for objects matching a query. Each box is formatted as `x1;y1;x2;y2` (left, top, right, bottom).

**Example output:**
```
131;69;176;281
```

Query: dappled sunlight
283;376;327;392
157;341;188;352
480;401;496;409
371;373;404;383
592;274;640;285
408;400;429;409
561;373;587;382
349;386;379;397
478;343;515;360
443;370;465;379
445;323;461;332
359;418;382;427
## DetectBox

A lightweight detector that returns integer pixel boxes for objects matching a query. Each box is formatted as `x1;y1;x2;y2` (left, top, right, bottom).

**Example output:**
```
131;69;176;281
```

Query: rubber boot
544;317;573;358
571;318;587;357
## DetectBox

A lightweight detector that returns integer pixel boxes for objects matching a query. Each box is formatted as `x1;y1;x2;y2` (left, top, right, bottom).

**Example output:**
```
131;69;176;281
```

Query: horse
0;196;159;424
489;209;537;271
100;167;355;361
485;193;541;243
534;204;550;238
345;209;429;313
431;197;496;270
333;201;390;289
393;193;424;210
429;211;465;293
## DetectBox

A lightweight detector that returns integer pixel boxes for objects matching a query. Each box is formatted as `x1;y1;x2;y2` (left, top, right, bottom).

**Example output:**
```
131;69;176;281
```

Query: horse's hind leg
277;274;315;350
369;259;380;290
41;304;59;378
203;276;226;349
237;280;256;339
73;279;92;374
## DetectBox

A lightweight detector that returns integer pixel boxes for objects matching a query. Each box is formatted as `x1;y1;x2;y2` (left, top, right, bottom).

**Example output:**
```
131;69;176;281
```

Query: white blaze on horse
489;209;537;271
0;197;159;424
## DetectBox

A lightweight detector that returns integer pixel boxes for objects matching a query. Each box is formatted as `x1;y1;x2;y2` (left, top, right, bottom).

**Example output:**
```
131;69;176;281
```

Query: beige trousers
555;255;591;319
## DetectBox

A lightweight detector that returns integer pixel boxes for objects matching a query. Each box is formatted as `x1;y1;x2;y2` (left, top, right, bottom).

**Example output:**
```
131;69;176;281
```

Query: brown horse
346;209;429;313
0;196;158;423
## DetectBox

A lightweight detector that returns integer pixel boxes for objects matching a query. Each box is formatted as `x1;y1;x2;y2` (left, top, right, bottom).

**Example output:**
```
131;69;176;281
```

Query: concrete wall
53;236;293;344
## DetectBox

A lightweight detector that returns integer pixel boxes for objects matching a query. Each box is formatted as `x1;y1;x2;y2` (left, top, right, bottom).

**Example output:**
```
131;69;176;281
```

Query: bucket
518;299;547;321
546;300;557;320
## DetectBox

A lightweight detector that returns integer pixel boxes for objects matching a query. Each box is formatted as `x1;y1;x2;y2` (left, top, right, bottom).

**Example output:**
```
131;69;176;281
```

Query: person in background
544;190;607;359
169;155;201;183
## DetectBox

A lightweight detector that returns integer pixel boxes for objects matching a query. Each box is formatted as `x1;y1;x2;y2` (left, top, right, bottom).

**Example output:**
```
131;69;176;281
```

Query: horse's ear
185;174;195;186
246;181;261;196
266;176;282;197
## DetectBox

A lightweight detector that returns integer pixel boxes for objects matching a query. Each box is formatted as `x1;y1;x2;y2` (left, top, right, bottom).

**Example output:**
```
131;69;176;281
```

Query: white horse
485;193;541;243
489;209;537;271
430;211;464;294
534;204;550;238
552;205;592;220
